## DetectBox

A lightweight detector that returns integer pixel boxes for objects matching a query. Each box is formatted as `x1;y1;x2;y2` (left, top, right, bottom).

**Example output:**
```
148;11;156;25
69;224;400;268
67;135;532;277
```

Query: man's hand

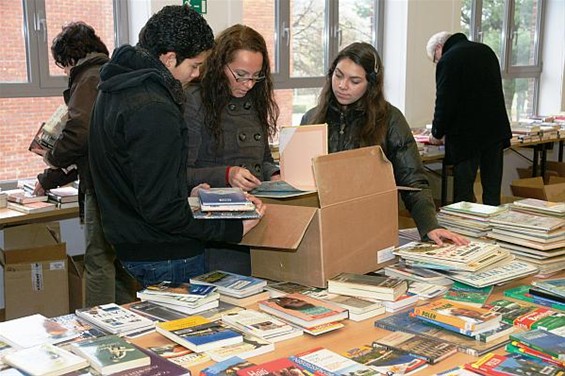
229;166;261;191
34;181;45;196
427;228;469;246
242;194;266;236
190;183;210;197
428;135;445;145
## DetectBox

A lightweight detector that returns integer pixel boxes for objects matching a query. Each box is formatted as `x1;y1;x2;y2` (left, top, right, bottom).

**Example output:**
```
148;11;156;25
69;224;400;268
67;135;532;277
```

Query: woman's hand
190;183;210;197
427;228;469;246
228;166;261;191
242;194;266;236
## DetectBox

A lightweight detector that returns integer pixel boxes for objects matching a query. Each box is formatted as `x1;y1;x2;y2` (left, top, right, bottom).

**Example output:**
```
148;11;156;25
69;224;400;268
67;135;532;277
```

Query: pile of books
437;201;507;238
258;293;348;335
75;303;155;336
486;204;565;276
505;329;565;367
189;187;260;219
504;285;565;311
190;270;268;303
136;281;221;315
327;272;408;301
221;309;303;343
529;278;565;309
46;185;79;209
3;187;56;214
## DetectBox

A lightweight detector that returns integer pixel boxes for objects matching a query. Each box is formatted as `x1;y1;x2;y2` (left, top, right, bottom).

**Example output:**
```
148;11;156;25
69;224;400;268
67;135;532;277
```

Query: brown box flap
3;223;59;250
1;243;66;265
240;205;317;250
314;146;396;207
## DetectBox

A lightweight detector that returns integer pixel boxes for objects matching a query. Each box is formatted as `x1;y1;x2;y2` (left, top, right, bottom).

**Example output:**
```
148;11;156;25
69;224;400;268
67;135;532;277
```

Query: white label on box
377;246;395;264
31;263;44;291
50;261;65;271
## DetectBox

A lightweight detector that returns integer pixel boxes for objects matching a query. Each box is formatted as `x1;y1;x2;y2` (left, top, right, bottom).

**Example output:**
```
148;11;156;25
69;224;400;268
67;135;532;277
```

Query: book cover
75;303;155;335
374;310;510;357
3;343;88;376
221;309;294;339
466;352;565;376
327;273;407;301
28;104;68;154
7;201;56;214
46;186;79;203
155;316;243;353
4;189;48;204
189;198;261;220
128;301;188;322
219;290;271;308
506;342;565;368
529;287;565;304
530;312;565;332
533;278;565;298
49;313;107;345
373;331;458;364
198;188;255;211
490;211;565;231
512;198;565;215
384;262;454;285
483;299;539;325
442;201;507;217
393;241;500;264
343;343;428;376
444;260;538;288
250;180;316;198
205;331;275;362
504;285;565;311
413;298;501;332
510;329;565;361
190;271;267;298
236;357;308;376
70;335;150;375
143;281;217;297
290;347;380;376
301;288;385;315
0;313;80;349
200;356;254;376
444;282;493;307
302;321;345;336
264;281;312;297
258;293;348;328
512;307;556;329
147;342;210;368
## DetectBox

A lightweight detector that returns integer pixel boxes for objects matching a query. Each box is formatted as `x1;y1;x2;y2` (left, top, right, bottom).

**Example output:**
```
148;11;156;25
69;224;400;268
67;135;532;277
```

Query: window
242;0;384;131
461;0;545;121
0;0;128;181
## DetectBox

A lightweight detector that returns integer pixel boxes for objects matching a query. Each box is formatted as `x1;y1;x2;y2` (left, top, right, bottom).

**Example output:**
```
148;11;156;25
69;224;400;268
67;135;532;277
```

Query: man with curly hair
89;5;264;288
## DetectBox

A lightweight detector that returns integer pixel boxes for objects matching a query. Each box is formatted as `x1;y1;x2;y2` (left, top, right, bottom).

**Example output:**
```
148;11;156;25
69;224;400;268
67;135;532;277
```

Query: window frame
0;0;129;98
271;0;384;90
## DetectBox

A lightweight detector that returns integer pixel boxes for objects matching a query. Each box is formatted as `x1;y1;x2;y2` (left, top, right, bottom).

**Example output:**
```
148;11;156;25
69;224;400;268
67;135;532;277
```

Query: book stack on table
3;188;56;214
486;199;565;277
189;188;261;219
190;271;268;303
46;185;79;209
136;281;221;316
437;201;507;238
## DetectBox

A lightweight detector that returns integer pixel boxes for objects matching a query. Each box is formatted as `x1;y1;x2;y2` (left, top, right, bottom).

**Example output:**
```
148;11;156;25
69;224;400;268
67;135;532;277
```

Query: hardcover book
373;331;458;364
343;343;428;375
489;210;565;231
190;271;267;298
258;293;348;328
155;316;243;353
413;298;501;333
70;335;150;375
3;343;88;376
289;347;380;376
75;303;155;335
443;260;538;288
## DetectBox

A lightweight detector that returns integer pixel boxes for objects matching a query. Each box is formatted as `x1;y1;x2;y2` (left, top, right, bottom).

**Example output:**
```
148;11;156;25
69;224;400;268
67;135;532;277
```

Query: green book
504;285;565;311
444;281;493;307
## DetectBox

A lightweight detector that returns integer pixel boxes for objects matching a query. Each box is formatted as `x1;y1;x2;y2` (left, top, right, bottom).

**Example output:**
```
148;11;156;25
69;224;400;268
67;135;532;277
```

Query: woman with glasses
301;42;467;246
184;24;279;275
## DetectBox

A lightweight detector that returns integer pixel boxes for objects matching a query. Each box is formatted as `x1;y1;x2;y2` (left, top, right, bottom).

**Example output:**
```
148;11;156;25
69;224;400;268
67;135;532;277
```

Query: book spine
415;316;478;337
510;336;563;361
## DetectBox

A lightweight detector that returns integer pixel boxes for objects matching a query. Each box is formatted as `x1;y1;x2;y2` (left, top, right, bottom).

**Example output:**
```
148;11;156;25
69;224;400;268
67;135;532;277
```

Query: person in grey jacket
301;42;467;245
184;25;280;275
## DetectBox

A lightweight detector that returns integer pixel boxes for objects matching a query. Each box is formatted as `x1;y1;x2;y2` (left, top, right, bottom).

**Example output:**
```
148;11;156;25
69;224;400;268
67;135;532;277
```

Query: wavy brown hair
309;42;388;147
200;24;279;142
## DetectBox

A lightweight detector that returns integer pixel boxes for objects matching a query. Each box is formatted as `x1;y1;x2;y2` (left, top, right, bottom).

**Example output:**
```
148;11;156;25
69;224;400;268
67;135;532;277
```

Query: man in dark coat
426;32;512;206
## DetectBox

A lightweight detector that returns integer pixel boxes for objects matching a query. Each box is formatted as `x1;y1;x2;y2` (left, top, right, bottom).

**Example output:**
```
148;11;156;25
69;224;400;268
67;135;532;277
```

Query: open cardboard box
242;146;398;287
0;223;68;319
510;176;565;202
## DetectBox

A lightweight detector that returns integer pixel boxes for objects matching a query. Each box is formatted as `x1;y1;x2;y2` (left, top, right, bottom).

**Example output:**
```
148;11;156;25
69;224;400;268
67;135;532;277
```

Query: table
0;206;79;229
130;271;564;375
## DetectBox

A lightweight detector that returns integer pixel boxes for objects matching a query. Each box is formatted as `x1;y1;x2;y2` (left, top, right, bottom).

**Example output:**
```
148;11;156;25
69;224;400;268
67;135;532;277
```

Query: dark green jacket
302;102;440;238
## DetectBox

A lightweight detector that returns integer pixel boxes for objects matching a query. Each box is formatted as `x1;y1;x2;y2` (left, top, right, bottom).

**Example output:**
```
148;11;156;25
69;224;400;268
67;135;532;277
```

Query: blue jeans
121;254;206;288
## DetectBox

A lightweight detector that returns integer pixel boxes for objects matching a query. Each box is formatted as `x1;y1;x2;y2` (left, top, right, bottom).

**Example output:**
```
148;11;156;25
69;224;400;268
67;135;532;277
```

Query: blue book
510;329;565;361
200;356;255;376
190;270;267;298
198;188;255;211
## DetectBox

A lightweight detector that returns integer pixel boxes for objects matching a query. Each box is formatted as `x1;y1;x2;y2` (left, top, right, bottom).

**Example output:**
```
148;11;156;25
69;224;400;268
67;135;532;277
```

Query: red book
236;357;306;376
513;307;555;329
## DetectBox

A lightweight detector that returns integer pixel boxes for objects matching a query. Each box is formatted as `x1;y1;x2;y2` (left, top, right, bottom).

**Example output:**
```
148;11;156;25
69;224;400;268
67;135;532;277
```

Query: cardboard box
0;223;68;319
510;176;565;202
242;146;398;287
68;254;86;312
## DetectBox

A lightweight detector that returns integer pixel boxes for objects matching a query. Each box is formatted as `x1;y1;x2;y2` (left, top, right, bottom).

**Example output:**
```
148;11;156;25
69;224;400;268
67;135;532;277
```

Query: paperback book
504;285;565;311
373;331;458;364
264;281;313;298
384;262;454;285
221;309;295;340
189;197;261;220
258;293;348;328
343;343;428;375
7;201;56;214
146;342;210;368
155;316;243;353
533;278;565;298
510;329;565;361
190;270;267;298
128;301;188;322
70;335;150;375
28;104;68;154
198;188;255;212
489;210;565;232
441;201;507;217
0;313;80;349
442;260;538;288
327;272;408;301
235;356;309;376
443;282;493;307
3;343;88;376
290;347;380;376
143;281;217;297
75;303;155;335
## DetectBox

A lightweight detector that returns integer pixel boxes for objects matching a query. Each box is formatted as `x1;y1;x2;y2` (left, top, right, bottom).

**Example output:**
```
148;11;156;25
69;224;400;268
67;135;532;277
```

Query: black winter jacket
88;45;243;262
432;33;512;164
302;102;440;238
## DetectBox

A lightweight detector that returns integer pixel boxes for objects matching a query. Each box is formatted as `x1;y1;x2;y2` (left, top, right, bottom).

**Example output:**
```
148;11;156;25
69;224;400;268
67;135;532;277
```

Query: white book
487;231;565;250
512;198;565;215
441;201;507;217
489;211;565;232
445;260;538;288
0;314;80;349
75;303;155;335
3;344;88;376
222;309;295;339
149;299;220;316
205;331;275;362
136;290;220;308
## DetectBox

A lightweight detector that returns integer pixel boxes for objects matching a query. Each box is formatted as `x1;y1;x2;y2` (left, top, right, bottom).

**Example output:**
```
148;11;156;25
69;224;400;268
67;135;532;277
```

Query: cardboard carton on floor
510;176;565;202
242;146;398;288
0;223;68;319
68;254;85;312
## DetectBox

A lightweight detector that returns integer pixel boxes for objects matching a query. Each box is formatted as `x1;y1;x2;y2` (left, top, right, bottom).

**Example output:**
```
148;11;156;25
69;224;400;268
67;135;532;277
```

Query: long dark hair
309;42;388;147
200;24;279;142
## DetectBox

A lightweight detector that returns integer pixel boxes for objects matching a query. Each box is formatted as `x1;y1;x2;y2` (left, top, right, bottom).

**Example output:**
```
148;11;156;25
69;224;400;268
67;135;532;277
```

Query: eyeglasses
226;65;265;84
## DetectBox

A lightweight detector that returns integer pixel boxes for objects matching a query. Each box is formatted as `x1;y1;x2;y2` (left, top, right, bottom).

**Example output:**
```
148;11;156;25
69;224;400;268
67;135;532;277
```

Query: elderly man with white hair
426;31;511;206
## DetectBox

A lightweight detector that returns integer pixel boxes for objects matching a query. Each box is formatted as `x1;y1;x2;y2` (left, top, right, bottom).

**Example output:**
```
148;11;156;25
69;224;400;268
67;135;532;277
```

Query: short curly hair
138;5;214;65
51;22;108;68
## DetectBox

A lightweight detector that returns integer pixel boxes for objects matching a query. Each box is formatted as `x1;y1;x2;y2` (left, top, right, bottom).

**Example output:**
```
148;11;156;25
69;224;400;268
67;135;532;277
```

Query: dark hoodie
88;45;243;262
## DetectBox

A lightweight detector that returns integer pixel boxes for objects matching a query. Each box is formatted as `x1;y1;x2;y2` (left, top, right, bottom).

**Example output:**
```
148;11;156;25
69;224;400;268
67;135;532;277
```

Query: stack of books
438;259;538;288
222;309;303;343
46;185;79;209
393;240;512;273
327;272;408;301
504;285;565;311
486;208;565;276
190;188;260;219
530;278;565;309
136;281;220;315
437;201;507;238
301;288;386;321
3;188;56;214
506;329;565;367
258;293;348;335
465;352;565;375
75;303;155;336
412;298;503;338
190;270;267;300
510;198;565;218
484;299;565;335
